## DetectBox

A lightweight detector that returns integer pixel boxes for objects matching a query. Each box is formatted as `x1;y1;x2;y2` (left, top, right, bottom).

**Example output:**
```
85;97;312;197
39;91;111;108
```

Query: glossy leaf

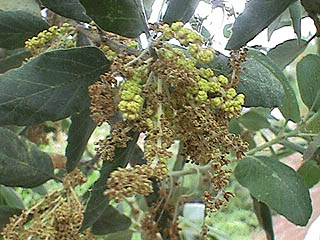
267;39;307;70
235;156;312;226
0;206;22;231
0;186;25;209
40;0;91;22
226;0;296;49
237;49;284;108
305;111;320;133
66;108;97;172
0;11;49;50
0;127;54;188
0;0;41;16
267;9;292;40
81;131;140;231
163;0;200;24
298;160;320;188
239;107;271;131
91;206;131;235
297;54;320;111
79;0;146;38
289;1;302;40
0;48;32;74
0;47;110;126
252;195;274;240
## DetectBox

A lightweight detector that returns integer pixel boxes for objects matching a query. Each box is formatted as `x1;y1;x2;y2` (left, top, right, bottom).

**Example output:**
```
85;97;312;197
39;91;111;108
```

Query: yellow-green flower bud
197;49;215;64
133;95;144;105
118;101;128;112
121;90;135;101
196;90;208;101
188;45;200;58
127;102;141;113
128;41;138;49
212;97;223;107
171;22;184;32
218;75;229;85
198;79;211;91
226;88;237;99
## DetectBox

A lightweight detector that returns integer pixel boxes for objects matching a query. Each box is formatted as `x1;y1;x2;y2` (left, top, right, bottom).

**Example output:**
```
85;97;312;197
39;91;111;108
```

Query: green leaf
79;0;146;38
163;0;200;24
239;107;271;131
289;1;302;41
0;0;41;16
0;206;22;231
0;11;49;50
223;23;233;38
0;186;25;209
303;133;320;161
91;206;131;235
237;49;284;108
0;47;110;126
298;160;320;188
226;0;296;49
0;48;32;74
243;49;301;121
235;156;312;226
40;0;91;22
66;108;96;172
80;131;140;231
0;127;54;188
252;195;274;240
267;39;307;71
305;111;320;133
297;54;320;111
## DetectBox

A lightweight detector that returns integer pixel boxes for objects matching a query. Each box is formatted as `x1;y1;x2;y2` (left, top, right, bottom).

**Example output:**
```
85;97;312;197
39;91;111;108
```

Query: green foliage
297;54;320;111
79;0;146;38
40;0;91;22
0;127;54;188
0;47;110;126
0;0;320;239
226;0;296;49
0;10;49;49
235;156;312;226
66;108;97;172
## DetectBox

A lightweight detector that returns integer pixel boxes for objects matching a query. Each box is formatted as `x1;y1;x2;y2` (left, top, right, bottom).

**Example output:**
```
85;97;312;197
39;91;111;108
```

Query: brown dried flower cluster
88;22;249;239
1;169;94;240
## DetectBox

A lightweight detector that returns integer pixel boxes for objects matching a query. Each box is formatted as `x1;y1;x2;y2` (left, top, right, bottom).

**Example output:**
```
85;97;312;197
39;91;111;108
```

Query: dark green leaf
252;195;274;240
40;0;91;22
303;133;320;161
226;0;296;49
0;186;25;209
0;206;22;231
228;118;243;136
297;54;320;111
237;49;284;108
79;0;146;38
0;127;54;188
267;39;307;70
0;11;49;50
66;108;96;172
91;206;131;235
0;0;41;16
81;131;140;231
0;47;110;126
0;48;32;73
298;160;320;188
239;107;271;131
289;1;302;40
235;156;312;226
163;0;200;24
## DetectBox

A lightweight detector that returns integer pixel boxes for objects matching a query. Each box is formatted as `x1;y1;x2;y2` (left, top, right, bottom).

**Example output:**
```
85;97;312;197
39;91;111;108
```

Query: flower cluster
25;23;76;55
89;22;248;238
1;169;93;240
